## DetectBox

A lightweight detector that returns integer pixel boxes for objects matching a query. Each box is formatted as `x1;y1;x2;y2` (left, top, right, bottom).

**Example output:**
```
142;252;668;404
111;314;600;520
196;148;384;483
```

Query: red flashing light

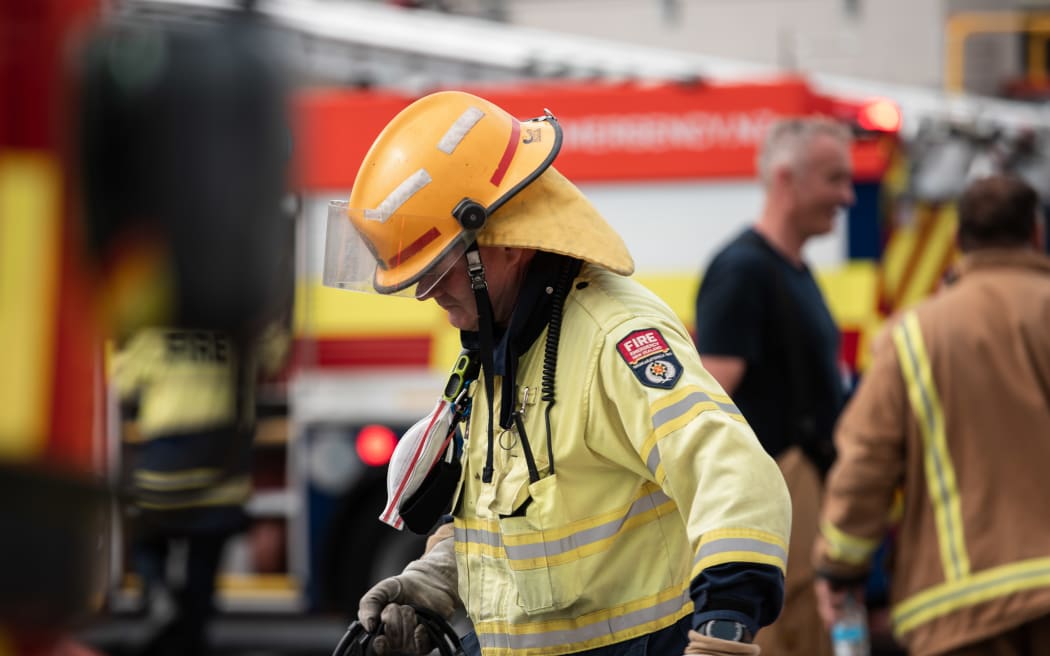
857;98;902;133
356;424;398;467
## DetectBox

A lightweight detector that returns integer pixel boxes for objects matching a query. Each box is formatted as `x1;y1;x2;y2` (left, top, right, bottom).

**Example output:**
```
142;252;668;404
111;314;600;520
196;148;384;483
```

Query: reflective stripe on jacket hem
892;556;1050;637
135;475;251;510
472;588;691;656
134;467;222;491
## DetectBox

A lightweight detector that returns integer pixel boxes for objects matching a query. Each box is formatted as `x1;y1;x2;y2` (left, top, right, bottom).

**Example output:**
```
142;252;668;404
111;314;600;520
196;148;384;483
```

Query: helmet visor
323;200;471;297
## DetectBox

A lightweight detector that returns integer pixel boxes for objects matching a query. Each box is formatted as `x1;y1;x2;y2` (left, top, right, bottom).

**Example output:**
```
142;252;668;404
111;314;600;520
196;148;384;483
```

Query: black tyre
320;480;430;616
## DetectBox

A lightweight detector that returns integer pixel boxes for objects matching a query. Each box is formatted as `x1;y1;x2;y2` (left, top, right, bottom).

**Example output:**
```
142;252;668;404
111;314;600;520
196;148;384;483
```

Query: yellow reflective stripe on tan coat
891;556;1050;637
814;253;1050;654
890;308;1050;640
819;519;880;567
893;312;970;582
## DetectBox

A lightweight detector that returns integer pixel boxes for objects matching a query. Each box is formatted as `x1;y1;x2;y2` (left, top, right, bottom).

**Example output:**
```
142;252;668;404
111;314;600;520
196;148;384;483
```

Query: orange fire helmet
323;90;633;297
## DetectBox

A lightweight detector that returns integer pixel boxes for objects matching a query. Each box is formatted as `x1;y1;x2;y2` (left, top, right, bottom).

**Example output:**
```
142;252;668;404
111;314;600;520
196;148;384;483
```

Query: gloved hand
358;524;459;655
683;630;761;656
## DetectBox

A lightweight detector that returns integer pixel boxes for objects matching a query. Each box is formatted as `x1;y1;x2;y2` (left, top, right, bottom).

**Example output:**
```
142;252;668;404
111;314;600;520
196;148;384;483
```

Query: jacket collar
461;252;581;430
957;248;1050;277
460;252;581;374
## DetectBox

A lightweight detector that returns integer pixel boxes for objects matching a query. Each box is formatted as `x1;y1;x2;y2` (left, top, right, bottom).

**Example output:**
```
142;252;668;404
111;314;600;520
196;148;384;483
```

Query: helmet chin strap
464;243;498;484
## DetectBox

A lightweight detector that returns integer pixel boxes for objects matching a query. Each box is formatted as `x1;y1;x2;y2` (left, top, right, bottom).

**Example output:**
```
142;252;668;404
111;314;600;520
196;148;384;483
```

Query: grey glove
357;530;459;656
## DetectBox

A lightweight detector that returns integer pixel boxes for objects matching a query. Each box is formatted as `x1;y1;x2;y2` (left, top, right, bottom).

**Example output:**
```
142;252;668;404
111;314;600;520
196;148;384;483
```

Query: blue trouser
460;614;691;656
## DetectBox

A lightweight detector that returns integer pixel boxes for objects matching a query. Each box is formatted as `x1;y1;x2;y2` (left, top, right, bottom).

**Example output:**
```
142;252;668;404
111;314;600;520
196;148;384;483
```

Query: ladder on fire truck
118;0;1050;136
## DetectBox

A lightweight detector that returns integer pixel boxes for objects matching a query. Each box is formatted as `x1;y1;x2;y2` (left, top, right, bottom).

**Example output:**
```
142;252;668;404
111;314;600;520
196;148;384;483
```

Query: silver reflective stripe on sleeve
695;536;787;566
646;387;743;478
652;390;741;431
820;519;880;566
691;527;789;576
893;311;969;582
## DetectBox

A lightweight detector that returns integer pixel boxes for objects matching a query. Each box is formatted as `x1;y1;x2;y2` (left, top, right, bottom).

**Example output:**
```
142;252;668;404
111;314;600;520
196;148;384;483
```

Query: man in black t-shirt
696;229;844;472
694;117;854;656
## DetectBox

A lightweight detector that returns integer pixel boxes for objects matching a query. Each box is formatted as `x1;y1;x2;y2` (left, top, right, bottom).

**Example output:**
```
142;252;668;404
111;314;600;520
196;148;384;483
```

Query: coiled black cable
539;258;575;476
330;619;375;656
331;606;465;656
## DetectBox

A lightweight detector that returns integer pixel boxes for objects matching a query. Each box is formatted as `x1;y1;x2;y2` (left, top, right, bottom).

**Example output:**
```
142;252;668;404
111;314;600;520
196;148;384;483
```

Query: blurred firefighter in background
112;322;289;655
813;173;1050;656
74;6;293;655
114;328;250;656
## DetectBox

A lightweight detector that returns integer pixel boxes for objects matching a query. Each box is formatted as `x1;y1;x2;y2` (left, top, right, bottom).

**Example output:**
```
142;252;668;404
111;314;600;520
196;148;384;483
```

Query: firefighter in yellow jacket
113;323;288;655
324;90;792;656
812;173;1050;656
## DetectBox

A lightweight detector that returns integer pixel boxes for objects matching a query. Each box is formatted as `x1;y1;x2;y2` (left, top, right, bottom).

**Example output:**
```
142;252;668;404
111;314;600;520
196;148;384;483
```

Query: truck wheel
321;483;429;616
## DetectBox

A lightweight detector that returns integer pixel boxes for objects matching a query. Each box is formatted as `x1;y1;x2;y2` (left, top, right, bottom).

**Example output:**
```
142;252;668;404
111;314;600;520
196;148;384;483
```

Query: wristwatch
698;619;753;643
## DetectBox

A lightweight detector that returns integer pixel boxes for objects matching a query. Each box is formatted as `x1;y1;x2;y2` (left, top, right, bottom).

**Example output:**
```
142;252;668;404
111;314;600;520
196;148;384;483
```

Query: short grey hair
756;117;852;185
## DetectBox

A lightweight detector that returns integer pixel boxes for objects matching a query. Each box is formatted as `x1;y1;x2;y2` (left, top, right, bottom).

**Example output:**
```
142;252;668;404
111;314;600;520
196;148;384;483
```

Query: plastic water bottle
831;595;870;656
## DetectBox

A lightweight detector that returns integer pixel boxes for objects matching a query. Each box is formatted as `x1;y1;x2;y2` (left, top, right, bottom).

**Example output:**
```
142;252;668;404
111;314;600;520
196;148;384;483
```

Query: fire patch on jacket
616;328;682;389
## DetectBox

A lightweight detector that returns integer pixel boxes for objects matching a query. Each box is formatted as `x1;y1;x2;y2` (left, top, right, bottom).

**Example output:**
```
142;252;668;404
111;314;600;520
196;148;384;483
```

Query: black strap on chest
505;255;577;484
465;245;498;484
472;253;578;486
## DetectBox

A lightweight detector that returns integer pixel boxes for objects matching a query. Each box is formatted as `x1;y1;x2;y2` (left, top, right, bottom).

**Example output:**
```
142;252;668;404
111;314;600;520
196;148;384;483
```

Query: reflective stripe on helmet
490;119;520;186
364;168;433;223
438;107;485;154
385;226;441;270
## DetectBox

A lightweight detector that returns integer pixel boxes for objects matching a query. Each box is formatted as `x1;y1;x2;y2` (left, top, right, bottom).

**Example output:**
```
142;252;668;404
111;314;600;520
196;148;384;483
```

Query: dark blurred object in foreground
0;463;108;630
0;0;109;652
73;10;295;656
76;12;292;342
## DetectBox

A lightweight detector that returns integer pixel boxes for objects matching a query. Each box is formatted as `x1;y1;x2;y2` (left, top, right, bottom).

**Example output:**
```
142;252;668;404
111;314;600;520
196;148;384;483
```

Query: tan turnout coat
814;250;1050;656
